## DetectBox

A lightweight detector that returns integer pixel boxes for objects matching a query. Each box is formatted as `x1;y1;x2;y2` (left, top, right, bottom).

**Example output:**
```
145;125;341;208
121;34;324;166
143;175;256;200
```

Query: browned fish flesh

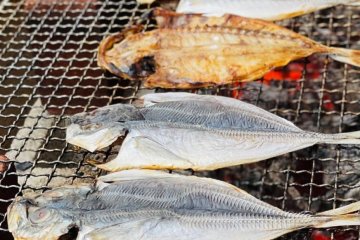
98;9;360;89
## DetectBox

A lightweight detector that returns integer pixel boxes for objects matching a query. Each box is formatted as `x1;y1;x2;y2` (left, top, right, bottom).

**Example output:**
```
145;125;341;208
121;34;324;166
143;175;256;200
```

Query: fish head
8;196;76;240
69;104;142;127
33;184;93;208
66;104;143;151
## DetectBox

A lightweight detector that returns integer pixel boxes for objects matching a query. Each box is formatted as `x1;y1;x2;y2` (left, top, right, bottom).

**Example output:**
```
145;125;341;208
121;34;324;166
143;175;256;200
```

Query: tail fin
329;47;360;67
320;131;360;144
314;201;360;228
319;201;360;216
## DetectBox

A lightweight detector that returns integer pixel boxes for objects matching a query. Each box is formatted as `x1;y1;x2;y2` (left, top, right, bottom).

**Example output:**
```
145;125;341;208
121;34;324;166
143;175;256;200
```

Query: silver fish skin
176;0;360;20
8;170;360;240
66;92;360;171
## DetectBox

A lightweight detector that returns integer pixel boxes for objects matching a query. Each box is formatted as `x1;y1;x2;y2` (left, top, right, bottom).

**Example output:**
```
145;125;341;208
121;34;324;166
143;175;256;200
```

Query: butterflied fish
176;0;360;20
98;10;360;89
66;92;360;171
8;170;360;240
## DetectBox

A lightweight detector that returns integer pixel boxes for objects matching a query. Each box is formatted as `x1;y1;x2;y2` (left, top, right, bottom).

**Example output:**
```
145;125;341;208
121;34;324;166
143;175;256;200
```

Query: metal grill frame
0;1;359;240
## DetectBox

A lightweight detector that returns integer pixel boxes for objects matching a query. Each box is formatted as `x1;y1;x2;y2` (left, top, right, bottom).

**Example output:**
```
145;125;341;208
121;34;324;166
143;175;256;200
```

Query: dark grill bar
0;1;359;239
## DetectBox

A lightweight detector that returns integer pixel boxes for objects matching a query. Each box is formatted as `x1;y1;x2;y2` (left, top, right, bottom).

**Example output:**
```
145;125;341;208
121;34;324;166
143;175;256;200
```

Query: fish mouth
7;197;28;234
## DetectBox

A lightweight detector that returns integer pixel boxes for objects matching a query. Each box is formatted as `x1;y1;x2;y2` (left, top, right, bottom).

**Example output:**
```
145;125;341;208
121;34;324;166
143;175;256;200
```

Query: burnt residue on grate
0;1;359;240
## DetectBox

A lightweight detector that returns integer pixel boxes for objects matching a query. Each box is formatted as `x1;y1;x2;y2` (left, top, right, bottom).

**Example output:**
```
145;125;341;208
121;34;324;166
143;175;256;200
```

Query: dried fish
176;0;360;20
98;10;360;89
8;170;360;240
66;92;360;171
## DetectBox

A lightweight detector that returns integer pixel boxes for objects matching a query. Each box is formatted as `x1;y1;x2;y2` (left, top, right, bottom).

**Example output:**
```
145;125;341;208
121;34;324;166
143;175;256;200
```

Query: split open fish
66;92;360;171
98;9;360;89
176;0;360;20
8;169;360;240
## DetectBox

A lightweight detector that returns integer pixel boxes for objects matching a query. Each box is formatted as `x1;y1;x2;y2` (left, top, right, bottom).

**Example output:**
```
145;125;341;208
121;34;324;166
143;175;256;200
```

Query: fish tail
320;131;360;144
314;201;360;228
328;47;360;67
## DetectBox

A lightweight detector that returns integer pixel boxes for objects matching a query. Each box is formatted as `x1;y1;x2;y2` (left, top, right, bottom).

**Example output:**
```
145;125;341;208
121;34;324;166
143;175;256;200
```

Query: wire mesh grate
0;1;359;240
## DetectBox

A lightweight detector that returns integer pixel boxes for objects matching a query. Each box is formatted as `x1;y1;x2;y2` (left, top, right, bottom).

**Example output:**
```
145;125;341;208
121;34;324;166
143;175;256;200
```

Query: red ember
0;155;9;173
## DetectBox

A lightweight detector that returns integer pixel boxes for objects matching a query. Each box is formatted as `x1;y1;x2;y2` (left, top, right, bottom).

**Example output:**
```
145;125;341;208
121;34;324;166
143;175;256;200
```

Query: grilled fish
66;92;360;171
8;169;360;240
98;10;360;89
176;0;360;20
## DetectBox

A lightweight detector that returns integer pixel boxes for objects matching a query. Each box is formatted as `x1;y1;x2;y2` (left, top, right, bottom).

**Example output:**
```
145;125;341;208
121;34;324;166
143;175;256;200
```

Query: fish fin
98;169;177;182
328;47;360;67
314;201;360;228
317;201;360;216
320;131;360;144
153;7;184;28
314;214;360;228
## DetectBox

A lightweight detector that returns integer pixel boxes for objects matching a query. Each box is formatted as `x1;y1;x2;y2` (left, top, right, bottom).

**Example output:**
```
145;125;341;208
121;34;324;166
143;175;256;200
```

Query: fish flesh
98;9;360;89
8;169;360;240
66;92;360;171
176;0;360;20
136;0;360;21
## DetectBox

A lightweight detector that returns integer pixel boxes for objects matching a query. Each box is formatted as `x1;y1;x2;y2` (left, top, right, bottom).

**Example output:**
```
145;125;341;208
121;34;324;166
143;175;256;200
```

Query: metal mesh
0;1;359;239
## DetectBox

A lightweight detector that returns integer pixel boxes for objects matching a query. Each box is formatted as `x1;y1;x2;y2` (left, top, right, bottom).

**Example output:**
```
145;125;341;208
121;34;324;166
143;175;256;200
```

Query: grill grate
0;1;359;239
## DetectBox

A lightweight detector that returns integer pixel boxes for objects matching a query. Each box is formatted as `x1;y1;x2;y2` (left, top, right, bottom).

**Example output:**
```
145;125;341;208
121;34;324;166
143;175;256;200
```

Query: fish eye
29;208;51;224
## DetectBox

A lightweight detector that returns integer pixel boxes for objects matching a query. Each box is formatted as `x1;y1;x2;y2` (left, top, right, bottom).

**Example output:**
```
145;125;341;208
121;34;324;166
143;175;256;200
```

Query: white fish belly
102;127;318;171
176;0;351;20
81;212;308;240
